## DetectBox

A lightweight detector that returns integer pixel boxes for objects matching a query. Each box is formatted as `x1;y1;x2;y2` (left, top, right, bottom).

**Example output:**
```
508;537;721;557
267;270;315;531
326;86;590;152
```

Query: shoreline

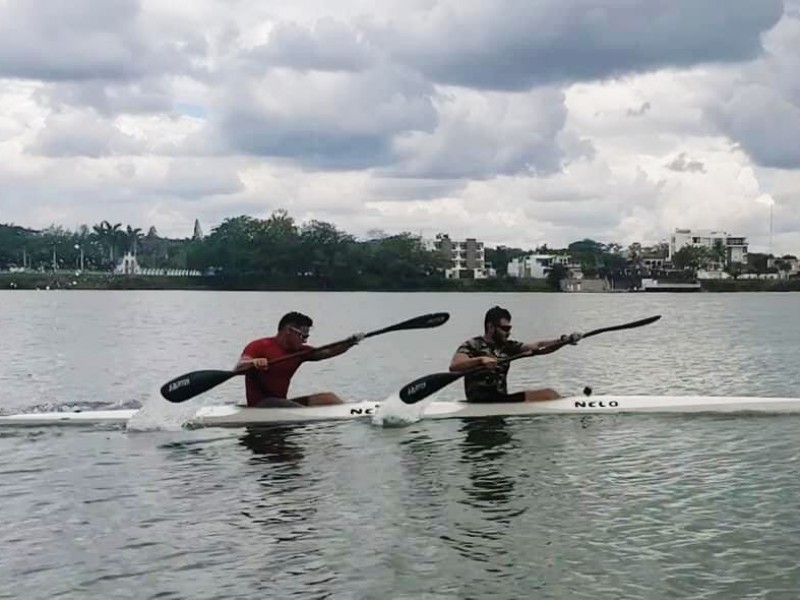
1;272;798;292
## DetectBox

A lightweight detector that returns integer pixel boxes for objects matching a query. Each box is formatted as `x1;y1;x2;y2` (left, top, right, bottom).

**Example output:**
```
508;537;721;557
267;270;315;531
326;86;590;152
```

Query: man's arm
303;333;366;362
449;352;497;372
520;333;582;355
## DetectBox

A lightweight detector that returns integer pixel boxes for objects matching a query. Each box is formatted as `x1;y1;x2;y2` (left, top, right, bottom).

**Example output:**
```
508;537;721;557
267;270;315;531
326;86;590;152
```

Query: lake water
1;290;800;599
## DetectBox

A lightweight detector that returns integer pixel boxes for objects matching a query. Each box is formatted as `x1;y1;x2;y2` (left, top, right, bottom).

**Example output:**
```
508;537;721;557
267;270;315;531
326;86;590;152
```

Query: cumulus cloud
366;0;784;90
666;153;706;173
210;65;437;169
246;18;375;72
30;111;145;158
387;87;578;179
708;8;800;168
0;0;195;82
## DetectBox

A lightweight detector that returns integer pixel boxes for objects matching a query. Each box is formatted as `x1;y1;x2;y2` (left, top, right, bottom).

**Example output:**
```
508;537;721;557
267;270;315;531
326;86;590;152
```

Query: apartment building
669;228;748;265
425;234;494;279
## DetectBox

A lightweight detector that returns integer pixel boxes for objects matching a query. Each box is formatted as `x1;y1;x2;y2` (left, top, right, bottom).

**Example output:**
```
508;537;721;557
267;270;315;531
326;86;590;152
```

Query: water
1;290;800;599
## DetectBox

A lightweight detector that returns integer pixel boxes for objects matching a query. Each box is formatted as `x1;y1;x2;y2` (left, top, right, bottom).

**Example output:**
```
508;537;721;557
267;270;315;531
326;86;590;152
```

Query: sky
2;0;800;254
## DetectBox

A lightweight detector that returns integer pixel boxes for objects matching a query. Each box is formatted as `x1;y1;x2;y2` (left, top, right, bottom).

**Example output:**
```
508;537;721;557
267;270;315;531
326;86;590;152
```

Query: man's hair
484;305;511;328
278;311;313;331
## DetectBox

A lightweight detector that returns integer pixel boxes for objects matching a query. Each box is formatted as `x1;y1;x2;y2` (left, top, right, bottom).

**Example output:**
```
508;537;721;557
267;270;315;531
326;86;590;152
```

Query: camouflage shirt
456;336;525;400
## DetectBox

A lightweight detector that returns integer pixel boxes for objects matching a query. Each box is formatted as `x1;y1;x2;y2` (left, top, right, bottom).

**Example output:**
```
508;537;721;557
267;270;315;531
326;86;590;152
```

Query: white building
424;235;494;279
507;254;582;279
669;229;748;266
115;252;141;275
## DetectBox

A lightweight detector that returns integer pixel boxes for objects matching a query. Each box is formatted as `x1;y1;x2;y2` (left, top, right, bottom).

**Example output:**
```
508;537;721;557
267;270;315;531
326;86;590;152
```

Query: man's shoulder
502;339;525;354
457;336;488;352
243;336;278;352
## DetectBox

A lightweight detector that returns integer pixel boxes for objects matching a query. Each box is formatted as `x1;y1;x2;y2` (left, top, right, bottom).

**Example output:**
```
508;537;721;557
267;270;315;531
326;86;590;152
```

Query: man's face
286;324;311;350
489;318;512;344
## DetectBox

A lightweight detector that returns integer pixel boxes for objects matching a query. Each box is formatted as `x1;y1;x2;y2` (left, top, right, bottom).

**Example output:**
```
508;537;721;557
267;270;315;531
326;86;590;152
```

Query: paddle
397;315;661;405
159;312;451;403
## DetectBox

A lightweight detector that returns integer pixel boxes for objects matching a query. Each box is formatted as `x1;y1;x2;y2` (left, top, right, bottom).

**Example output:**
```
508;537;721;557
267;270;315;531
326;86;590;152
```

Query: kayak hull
3;395;800;427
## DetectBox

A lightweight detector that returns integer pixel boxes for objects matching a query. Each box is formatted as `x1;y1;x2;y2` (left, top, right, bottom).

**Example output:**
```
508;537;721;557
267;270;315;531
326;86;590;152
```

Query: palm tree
125;225;143;255
91;221;123;267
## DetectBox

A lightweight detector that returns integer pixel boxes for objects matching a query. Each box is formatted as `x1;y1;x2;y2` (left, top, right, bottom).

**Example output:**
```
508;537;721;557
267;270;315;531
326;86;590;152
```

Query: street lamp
74;244;84;272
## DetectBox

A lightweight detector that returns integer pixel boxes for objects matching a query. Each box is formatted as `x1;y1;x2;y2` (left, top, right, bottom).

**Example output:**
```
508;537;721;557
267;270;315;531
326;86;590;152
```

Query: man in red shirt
236;311;364;408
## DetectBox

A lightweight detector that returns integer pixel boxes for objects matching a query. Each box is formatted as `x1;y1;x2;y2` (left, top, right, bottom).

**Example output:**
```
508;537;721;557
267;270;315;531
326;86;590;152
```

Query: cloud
387;87;579;179
708;9;800;168
0;0;196;82
366;0;784;90
711;83;800;169
246;18;375;72
627;102;651;117
30;111;145;158
210;65;438;169
160;159;244;198
666;152;707;173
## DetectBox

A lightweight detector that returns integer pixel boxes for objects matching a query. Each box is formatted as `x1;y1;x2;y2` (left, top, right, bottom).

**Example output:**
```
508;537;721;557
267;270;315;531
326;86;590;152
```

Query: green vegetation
2;217;796;292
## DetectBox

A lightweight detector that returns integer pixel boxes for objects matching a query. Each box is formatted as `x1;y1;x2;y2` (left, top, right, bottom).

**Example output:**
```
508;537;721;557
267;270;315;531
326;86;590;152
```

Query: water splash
371;392;431;428
125;391;199;432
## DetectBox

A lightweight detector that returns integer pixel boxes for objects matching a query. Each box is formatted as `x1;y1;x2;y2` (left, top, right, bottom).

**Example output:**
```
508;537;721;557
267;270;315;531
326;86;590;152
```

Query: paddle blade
160;369;239;403
583;315;661;339
398;371;465;405
367;312;450;338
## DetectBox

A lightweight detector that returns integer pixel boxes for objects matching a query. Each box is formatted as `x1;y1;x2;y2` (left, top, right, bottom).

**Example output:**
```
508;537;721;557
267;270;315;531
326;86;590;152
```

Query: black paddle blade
398;371;465;405
583;314;661;339
367;312;450;338
160;369;239;403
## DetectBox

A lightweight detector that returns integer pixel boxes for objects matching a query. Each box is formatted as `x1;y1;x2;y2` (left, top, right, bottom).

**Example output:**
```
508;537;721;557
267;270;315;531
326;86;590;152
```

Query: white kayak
2;394;800;428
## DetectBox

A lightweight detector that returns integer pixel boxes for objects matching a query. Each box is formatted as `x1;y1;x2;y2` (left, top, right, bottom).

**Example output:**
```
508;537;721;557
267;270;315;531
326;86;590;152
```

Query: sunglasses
288;326;310;340
496;324;512;333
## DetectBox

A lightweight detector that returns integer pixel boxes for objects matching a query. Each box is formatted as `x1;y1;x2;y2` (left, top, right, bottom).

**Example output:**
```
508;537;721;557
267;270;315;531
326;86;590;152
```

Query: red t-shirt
241;337;311;406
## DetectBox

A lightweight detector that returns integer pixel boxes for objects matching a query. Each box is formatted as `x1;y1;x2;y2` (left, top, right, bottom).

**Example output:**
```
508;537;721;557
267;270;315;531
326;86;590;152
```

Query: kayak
2;394;800;428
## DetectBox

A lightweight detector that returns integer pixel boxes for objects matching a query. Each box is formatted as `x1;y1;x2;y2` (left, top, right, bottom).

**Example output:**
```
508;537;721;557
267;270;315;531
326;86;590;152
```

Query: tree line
0;221;190;273
2;211;794;289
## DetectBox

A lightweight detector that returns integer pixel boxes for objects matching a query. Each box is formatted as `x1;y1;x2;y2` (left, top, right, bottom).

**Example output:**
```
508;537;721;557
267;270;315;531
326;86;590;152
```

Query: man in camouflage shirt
450;306;581;402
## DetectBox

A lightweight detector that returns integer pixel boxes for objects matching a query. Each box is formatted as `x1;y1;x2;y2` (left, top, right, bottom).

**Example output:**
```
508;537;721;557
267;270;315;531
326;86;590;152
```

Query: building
768;255;800;278
669;228;748;266
425;234;494;279
115;252;141;275
507;254;582;279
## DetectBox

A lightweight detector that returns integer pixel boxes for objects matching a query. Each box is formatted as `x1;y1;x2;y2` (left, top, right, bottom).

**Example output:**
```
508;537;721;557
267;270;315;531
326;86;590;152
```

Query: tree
485;245;528;277
546;263;569;290
125;225;143;255
568;239;605;273
710;239;726;268
747;252;769;273
671;246;708;272
91;221;123;266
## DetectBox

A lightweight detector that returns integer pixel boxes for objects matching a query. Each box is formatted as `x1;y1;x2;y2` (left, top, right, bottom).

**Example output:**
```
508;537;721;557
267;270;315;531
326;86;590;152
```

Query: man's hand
560;332;582;345
348;332;367;345
250;358;269;370
476;356;498;369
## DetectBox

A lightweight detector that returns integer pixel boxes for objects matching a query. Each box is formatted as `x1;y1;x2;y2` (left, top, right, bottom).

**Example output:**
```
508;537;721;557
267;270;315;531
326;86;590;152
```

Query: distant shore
0;272;554;292
1;272;798;292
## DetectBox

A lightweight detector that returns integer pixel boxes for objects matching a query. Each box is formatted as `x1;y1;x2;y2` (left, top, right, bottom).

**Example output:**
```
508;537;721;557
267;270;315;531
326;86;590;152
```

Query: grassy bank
3;272;798;292
0;272;554;292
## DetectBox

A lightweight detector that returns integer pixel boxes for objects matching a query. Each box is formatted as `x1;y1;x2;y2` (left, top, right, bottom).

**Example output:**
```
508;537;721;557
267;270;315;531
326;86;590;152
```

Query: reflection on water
459;418;517;509
239;426;306;464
